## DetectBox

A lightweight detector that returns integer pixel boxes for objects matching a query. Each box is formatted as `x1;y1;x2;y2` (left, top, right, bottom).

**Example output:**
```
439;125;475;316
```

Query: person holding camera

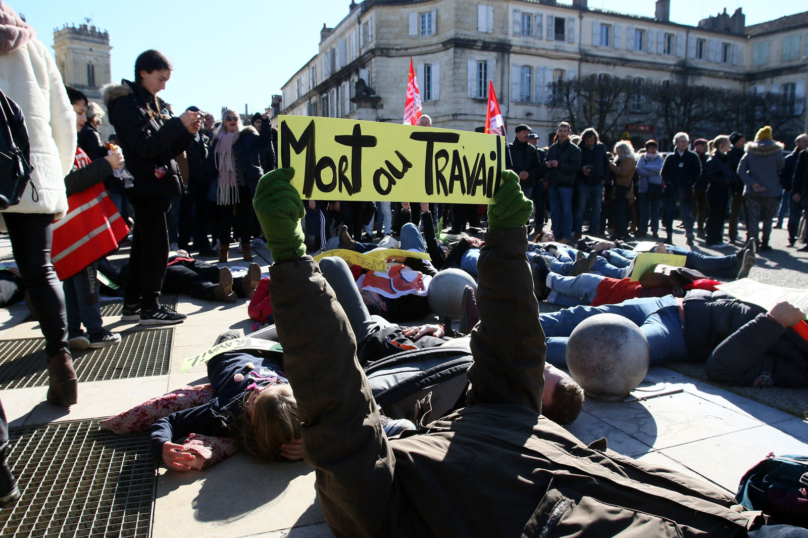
104;50;201;325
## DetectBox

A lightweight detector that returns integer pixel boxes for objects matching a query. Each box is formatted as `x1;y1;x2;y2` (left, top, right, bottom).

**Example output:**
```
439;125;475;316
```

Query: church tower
53;21;114;141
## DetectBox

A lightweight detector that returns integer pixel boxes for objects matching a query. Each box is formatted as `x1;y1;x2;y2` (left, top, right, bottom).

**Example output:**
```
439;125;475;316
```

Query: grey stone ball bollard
566;313;650;401
427;269;477;319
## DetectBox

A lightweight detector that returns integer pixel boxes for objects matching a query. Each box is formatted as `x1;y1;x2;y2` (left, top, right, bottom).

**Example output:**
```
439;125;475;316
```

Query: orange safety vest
52;149;130;280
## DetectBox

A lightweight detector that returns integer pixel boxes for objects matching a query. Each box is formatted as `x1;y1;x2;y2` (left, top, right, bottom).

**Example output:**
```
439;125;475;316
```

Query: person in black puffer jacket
103;50;201;326
702;136;734;248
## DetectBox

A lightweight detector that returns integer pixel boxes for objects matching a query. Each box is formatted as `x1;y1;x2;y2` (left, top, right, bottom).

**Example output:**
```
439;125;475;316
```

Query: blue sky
18;0;806;117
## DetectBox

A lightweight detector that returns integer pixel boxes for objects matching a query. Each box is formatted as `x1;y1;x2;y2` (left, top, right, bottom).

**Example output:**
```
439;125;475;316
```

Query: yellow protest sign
278;116;507;203
314;248;431;271
179;337;283;374
314;249;387;271
629;253;686;281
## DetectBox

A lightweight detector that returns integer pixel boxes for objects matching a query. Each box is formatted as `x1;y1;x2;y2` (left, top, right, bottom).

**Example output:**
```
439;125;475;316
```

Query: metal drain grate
99;295;178;318
0;328;173;390
0;419;156;538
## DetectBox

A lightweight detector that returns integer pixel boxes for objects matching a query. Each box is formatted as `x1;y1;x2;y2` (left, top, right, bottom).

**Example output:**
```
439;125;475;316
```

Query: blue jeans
461;247;481;278
611;246;738;279
664;188;694;240
366;201;392;236
637;192;663;236
787;198;808;242
549;186;574;241
540;296;685;368
63;261;103;337
777;191;790;225
547;273;604;306
574;183;603;236
399;222;427;253
109;192;131;221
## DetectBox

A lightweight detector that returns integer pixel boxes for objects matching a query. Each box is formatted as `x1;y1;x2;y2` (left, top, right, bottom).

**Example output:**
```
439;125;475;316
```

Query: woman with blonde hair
702;135;734;248
209;108;273;262
608;141;636;240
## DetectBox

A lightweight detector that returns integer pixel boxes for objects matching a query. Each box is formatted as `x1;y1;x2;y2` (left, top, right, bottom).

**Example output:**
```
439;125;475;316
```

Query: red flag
484;80;506;136
403;58;422;125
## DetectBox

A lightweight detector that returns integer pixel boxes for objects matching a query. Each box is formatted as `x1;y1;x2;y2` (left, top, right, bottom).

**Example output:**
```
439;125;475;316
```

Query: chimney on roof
655;0;670;22
320;23;332;43
572;0;588;9
349;0;358;12
729;8;745;35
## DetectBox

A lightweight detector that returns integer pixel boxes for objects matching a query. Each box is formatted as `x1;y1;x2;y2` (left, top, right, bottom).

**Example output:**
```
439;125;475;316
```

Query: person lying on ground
533;230;756;281
317;255;583;425
537;292;808;388
253;166;785;538
533;267;722;308
100;256;262;306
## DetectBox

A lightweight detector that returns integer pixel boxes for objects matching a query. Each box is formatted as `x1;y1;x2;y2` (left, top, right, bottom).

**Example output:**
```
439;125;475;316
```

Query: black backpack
0;90;34;209
364;346;474;423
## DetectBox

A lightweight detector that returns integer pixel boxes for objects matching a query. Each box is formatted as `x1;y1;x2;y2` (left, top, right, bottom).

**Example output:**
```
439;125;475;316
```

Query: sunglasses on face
225;116;238;122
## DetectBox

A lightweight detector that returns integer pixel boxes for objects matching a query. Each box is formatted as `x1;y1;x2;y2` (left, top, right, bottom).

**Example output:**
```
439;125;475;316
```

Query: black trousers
125;193;169;311
217;186;252;246
4;213;68;357
178;194;194;250
705;188;729;245
162;259;249;300
188;181;212;251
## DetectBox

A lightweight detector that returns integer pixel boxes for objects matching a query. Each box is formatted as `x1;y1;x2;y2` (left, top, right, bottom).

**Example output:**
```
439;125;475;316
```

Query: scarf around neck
215;131;238;205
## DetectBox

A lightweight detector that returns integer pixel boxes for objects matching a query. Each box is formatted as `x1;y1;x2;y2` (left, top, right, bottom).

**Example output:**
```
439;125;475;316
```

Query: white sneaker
170;242;179;252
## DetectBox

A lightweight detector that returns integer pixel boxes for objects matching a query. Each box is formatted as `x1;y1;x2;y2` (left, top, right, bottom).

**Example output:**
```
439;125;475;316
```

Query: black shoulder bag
0;91;34;209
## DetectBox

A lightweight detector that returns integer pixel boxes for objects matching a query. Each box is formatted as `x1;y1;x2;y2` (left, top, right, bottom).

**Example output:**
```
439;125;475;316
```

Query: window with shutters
632;78;644;111
424;64;432;101
753;41;770;66
554;17;566;42
521;13;532;37
520;66;532;102
310;66;317;90
662;80;671;89
363;22;370;43
721;43;731;63
663;33;674;55
87;63;95;87
782;83;797;115
783;35;800;62
477;61;488;99
635;29;644;51
600;24;611;47
550;68;565;104
421;12;433;36
696;39;705;60
321;94;329;118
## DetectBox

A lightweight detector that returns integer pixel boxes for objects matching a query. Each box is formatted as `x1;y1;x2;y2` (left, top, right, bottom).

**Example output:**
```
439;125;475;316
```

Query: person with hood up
103;49;202;326
738;126;785;251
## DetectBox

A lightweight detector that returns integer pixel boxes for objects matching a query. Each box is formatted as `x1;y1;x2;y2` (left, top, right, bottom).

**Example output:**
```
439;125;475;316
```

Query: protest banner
179;338;283;374
314;248;431;271
717;279;808;317
629;253;686;281
278;116;507;204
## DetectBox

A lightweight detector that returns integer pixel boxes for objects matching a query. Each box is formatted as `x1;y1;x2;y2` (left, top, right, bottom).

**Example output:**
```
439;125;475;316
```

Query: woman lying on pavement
537;290;808;388
252;166;800;538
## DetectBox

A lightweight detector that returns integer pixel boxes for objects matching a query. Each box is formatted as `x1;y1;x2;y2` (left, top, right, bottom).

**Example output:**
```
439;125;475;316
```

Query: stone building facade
53;22;114;142
280;0;808;146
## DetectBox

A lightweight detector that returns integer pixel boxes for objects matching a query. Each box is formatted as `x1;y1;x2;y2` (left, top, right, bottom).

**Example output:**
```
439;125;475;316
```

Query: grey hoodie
738;140;785;197
636;152;664;193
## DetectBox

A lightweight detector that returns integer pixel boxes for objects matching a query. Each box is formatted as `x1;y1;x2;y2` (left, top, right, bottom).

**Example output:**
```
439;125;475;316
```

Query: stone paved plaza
0;222;806;538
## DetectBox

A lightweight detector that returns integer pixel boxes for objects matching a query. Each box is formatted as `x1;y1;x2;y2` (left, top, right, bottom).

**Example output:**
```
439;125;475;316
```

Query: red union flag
403;58;422;125
484;80;506;136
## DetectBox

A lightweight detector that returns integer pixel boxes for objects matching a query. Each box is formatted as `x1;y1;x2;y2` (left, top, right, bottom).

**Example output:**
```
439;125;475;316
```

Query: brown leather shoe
219;244;229;263
241;242;253;261
241;263;261;298
214;267;237;303
47;349;77;407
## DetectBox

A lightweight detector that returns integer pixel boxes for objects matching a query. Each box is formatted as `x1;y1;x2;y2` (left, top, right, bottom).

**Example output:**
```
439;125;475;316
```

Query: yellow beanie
755;126;773;141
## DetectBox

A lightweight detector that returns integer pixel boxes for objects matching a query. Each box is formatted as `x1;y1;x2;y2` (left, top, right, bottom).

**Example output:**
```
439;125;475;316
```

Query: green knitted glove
253;167;306;262
487;170;534;232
